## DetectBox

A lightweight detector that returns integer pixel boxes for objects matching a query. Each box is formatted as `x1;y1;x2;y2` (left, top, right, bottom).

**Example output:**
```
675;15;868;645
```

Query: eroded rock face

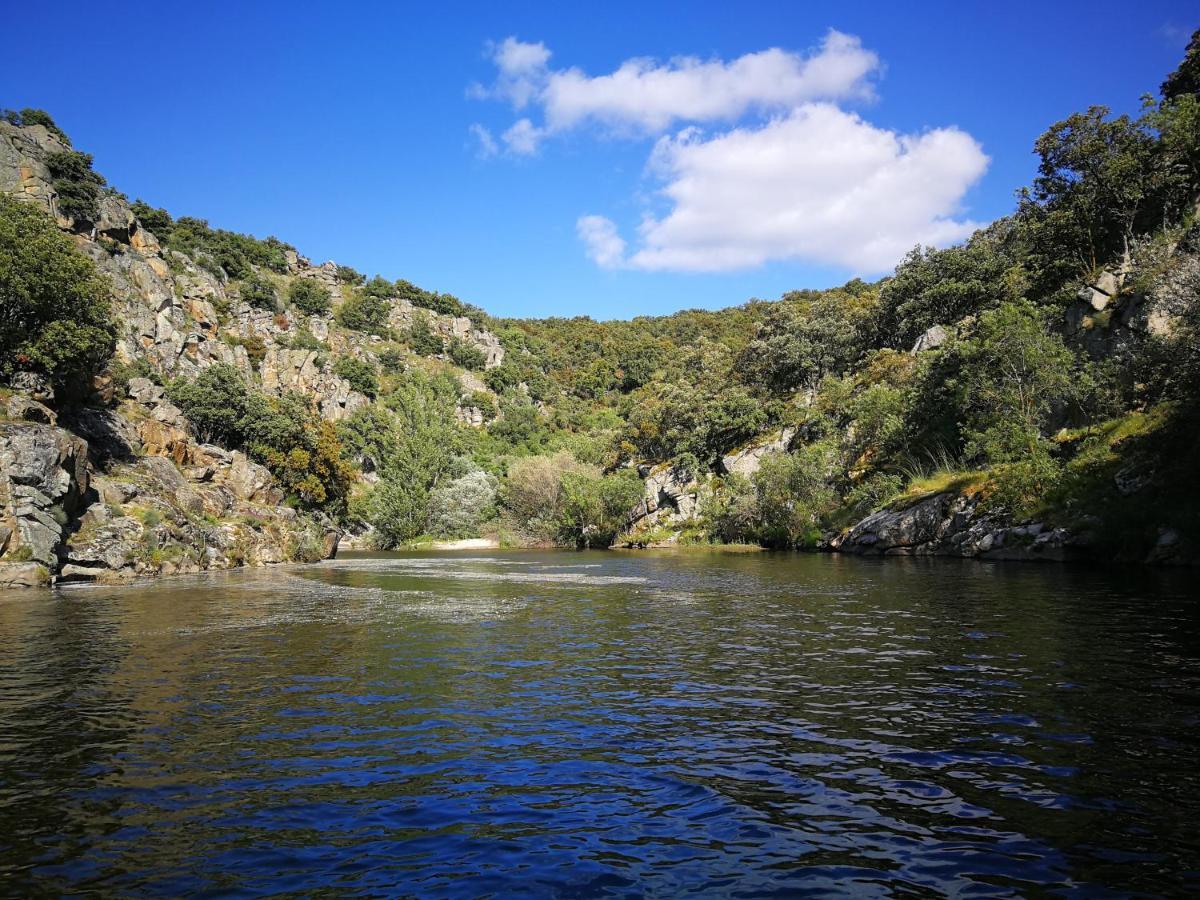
720;429;796;479
0;422;90;568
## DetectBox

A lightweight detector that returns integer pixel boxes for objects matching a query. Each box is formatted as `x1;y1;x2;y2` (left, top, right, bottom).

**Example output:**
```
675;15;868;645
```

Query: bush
407;314;443;356
166;364;351;513
336;289;391;335
378;346;405;372
288;279;331;316
239;273;278;311
448;337;487;370
556;469;644;548
0;195;114;394
335;264;365;285
45;150;105;223
333;356;378;396
128;204;294;278
427;470;498;536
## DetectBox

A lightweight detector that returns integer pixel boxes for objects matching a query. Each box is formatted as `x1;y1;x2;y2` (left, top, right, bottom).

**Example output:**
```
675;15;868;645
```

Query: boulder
910;324;949;353
720;428;796;478
0;562;50;589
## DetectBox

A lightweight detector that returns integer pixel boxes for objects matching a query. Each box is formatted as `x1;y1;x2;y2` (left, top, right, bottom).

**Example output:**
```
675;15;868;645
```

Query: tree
739;288;877;391
954;301;1076;464
1161;28;1200;100
753;444;837;548
428;470;498;536
287;279;331;316
556;469;644;548
876;225;1020;349
448;337;487;370
336;288;391;335
407;313;443;356
0;195;114;395
45;150;105;223
1019;106;1157;286
2;108;72;145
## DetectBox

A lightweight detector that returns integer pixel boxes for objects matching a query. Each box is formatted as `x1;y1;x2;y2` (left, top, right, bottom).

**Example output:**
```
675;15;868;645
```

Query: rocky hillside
2;34;1198;588
0;117;507;587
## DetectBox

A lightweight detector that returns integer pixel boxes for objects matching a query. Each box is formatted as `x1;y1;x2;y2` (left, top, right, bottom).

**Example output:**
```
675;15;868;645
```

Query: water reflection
0;551;1197;896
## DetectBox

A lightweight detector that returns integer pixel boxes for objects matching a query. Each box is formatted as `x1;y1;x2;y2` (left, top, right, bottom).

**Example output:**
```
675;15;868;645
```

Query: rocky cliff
0;118;506;587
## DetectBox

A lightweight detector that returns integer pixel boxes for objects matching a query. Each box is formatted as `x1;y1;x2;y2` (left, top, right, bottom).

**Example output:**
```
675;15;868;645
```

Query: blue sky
4;1;1193;319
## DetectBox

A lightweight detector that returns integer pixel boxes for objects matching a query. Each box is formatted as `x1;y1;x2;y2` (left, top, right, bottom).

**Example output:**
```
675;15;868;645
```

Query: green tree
45;150;105;223
0;195;114;394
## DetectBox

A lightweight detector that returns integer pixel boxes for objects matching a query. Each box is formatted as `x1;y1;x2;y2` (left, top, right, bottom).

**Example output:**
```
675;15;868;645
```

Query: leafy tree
339;372;464;546
166;364;351;512
336;288;391;335
739;288;877;391
500;451;594;542
0;194;114;394
1018;106;1157;286
953;301;1076;466
753;444;837;548
876;225;1021;349
287;278;331;316
335;264;365;285
45;150;105;223
428;470;498;536
556;469;644;548
1161;28;1200;100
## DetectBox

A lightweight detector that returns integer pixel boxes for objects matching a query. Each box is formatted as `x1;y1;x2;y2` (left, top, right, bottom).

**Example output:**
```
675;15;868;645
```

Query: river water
0;551;1197;896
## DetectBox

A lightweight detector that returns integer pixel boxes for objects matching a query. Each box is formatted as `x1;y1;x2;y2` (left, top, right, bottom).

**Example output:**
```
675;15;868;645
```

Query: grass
888;469;989;510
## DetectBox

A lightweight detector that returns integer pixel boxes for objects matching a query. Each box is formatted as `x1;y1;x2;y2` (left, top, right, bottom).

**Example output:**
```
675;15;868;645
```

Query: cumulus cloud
544;32;878;133
589;105;988;273
474;30;877;139
470;31;988;273
577;215;628;268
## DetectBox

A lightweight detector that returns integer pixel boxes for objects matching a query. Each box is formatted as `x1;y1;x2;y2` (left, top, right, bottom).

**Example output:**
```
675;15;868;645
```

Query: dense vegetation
3;38;1198;559
0;194;114;394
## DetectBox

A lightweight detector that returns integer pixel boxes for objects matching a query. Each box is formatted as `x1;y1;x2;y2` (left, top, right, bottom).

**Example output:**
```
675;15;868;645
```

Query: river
1;551;1197;896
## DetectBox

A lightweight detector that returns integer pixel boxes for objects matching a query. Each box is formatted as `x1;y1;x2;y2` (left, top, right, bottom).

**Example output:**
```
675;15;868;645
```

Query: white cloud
544;31;878;134
470;37;552;109
593;104;989;273
474;30;878;138
502;118;544;156
577;215;627;268
469;32;989;274
468;123;498;158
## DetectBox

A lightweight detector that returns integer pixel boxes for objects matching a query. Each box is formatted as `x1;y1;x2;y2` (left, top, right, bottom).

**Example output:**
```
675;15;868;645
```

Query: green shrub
239;273;278;311
335;264;365;285
332;356;378;396
407;315;443;356
335;290;391;335
448;337;487;370
287;279;331;316
166;364;351;513
0;194;114;394
378;346;405;372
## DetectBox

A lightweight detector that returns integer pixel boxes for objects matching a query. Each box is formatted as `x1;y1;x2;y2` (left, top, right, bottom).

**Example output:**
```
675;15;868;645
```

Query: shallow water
1;551;1198;896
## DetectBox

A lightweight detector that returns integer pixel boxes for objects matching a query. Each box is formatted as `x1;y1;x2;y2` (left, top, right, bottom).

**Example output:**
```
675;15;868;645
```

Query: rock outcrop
720;429;796;478
828;491;1085;562
0;422;90;581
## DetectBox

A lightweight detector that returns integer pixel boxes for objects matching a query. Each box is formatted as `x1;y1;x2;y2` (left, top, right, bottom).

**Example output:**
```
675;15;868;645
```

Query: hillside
1;32;1199;587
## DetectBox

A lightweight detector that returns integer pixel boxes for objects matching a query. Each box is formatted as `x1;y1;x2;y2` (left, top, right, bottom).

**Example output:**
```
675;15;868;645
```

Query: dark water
1;552;1198;897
